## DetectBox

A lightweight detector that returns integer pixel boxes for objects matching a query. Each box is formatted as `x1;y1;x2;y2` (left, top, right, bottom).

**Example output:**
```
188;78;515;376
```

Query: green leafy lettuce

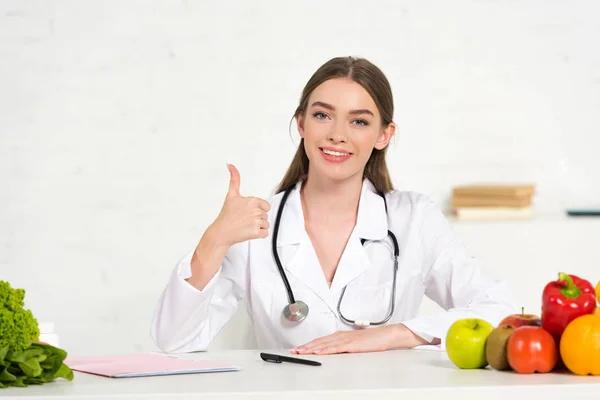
0;281;74;388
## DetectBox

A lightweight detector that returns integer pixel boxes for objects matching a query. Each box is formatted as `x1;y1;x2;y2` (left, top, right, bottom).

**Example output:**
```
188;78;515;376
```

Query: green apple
446;318;494;369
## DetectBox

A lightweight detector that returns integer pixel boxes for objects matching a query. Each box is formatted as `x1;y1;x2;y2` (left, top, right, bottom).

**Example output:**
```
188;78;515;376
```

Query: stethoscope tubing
272;184;400;326
271;186;297;305
337;231;399;326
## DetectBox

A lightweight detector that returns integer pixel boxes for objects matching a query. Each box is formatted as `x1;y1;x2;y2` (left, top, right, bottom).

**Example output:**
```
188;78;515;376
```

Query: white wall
2;0;599;357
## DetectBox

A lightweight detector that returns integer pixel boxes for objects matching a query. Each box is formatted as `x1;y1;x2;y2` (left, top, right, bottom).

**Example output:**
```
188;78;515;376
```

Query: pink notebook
64;353;241;378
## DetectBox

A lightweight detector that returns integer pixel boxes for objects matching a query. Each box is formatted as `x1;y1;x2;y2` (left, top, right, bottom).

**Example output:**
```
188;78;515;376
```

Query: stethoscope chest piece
283;301;309;322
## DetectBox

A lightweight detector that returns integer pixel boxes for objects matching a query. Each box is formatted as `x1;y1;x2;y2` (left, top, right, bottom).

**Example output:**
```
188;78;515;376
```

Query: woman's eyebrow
310;101;374;116
349;109;374;116
310;101;335;111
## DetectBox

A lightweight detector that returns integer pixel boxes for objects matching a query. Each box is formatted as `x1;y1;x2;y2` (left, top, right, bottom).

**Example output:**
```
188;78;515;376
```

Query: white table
3;348;600;399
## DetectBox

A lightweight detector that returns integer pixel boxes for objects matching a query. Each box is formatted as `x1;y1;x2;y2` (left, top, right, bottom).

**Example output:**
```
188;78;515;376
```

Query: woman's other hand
290;324;433;355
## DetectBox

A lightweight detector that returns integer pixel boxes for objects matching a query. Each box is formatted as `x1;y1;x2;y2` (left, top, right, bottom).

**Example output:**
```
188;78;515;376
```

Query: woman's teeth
322;149;350;157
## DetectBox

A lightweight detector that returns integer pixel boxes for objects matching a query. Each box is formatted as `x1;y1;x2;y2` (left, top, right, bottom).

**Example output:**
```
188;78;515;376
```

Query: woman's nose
327;122;347;143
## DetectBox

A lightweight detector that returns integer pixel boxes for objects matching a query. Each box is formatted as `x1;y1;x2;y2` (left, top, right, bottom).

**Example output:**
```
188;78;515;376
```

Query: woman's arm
186;225;233;290
399;197;519;349
150;238;250;354
290;322;437;355
151;164;270;353
292;196;517;355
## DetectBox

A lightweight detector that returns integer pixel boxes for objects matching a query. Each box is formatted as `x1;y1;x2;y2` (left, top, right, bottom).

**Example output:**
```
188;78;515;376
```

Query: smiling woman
277;57;396;196
150;56;519;356
301;81;392;176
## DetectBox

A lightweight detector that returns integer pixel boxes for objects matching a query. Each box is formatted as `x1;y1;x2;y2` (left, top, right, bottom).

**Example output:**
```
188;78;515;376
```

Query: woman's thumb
227;163;241;197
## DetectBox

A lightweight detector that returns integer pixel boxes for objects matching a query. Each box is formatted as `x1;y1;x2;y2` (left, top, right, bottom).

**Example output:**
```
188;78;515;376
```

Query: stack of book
450;184;536;220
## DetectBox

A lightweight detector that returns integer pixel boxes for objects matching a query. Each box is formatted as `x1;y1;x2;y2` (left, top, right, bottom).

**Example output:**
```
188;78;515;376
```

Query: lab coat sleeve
401;197;519;350
150;241;249;353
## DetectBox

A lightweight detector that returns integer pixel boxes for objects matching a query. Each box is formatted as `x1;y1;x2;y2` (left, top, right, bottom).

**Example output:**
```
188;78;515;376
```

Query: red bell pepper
541;272;597;340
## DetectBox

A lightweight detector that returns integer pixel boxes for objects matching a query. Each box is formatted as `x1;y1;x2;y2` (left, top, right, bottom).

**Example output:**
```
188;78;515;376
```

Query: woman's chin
310;166;362;183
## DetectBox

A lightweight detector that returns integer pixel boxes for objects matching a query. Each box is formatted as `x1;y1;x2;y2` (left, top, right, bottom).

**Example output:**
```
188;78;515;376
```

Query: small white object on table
37;322;59;347
2;348;599;399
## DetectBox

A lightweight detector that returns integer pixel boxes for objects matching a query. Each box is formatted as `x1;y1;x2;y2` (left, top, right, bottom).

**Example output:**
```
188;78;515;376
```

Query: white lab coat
150;179;518;353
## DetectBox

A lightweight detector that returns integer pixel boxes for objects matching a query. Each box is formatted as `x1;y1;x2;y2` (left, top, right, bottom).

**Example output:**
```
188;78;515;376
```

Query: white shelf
448;213;600;225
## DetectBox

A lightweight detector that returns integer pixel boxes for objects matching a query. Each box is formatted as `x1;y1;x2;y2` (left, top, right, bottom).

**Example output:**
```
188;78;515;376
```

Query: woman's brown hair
275;56;395;195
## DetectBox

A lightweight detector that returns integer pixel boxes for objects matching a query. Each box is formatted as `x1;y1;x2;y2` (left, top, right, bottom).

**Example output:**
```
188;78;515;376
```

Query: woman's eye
313;112;328;119
353;119;368;126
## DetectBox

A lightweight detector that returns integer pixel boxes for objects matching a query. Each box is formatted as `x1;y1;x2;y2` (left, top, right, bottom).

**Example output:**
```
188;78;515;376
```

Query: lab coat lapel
328;232;371;295
285;239;332;301
275;181;331;301
274;179;390;309
329;179;388;294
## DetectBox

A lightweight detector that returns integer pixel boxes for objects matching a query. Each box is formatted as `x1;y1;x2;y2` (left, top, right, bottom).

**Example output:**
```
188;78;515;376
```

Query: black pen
260;352;321;366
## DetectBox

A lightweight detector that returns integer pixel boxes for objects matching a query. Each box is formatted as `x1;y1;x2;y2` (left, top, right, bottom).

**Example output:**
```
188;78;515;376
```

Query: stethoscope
271;184;400;328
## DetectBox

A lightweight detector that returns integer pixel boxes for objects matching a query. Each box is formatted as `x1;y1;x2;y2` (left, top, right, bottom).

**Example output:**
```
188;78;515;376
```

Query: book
452;185;536;199
451;195;532;208
64;353;241;378
451;207;533;220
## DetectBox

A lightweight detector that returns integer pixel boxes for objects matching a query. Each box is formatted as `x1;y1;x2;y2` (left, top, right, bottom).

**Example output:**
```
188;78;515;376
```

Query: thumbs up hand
212;164;271;247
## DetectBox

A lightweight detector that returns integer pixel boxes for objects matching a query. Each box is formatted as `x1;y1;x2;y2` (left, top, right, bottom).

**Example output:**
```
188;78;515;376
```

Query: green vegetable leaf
32;343;67;375
0;281;40;353
0;346;8;365
47;344;67;360
9;346;45;363
18;357;42;378
50;356;63;375
23;376;46;385
42;368;55;381
8;375;27;388
0;282;75;389
54;363;74;381
40;355;55;370
0;366;17;383
7;365;20;375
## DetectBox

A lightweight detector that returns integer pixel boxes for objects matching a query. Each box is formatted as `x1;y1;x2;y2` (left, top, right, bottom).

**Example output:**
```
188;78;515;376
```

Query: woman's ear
374;122;396;150
296;114;305;138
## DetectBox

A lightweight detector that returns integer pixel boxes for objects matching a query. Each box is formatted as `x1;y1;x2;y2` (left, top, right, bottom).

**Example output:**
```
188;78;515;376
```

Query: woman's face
297;77;395;184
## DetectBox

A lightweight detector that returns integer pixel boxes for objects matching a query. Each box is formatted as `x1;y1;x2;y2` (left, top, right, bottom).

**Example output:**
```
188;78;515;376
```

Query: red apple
499;307;541;328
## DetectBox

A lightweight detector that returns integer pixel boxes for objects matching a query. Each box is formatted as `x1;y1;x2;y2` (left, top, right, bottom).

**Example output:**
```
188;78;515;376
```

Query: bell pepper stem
559;272;581;298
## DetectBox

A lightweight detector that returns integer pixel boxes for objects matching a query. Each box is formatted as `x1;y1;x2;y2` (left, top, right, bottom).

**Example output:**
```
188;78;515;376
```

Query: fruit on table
446;318;494;369
507;326;557;374
559;314;600;376
541;272;596;340
593;281;600;316
499;307;541;328
485;325;516;371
